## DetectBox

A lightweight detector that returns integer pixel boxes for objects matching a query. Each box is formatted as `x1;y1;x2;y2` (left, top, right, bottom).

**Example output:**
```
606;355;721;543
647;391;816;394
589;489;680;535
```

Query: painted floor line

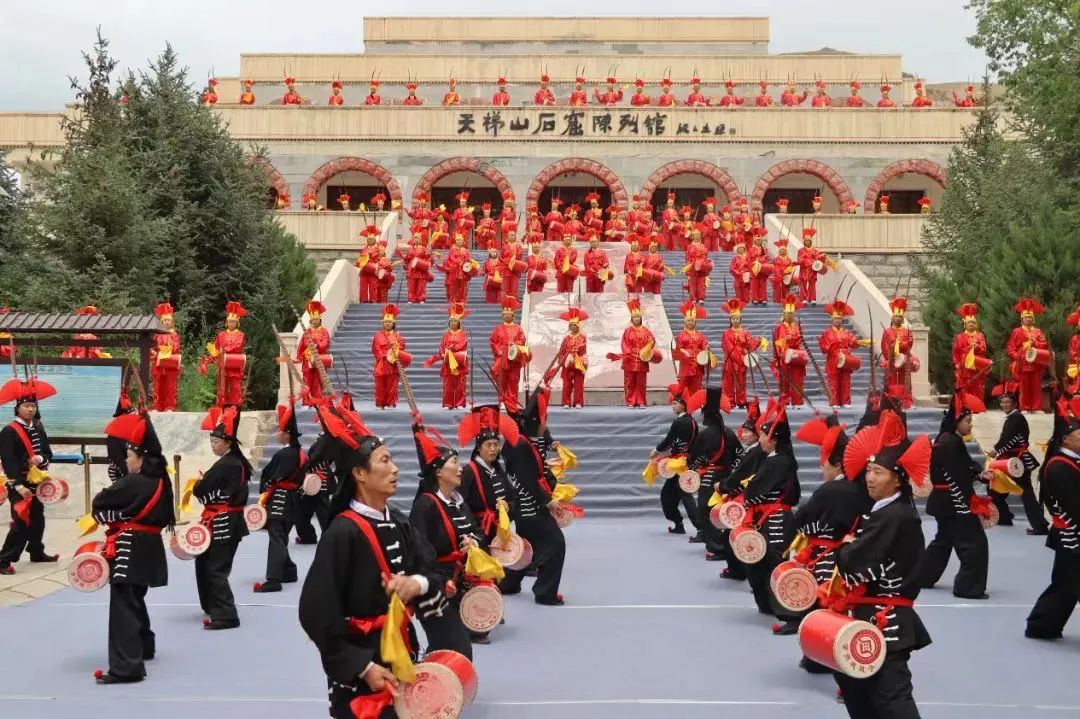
41;601;1035;610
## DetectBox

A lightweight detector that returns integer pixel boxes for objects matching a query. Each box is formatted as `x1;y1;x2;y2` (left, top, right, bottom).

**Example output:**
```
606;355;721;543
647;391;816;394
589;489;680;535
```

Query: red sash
7;421;36;466
339;509;413;652
468;460;496;533
269;449;307;493
423;493;464;565
200;504;243;524
526;441;553;496
104;478;165;560
818;584;915;630
744;502;793;528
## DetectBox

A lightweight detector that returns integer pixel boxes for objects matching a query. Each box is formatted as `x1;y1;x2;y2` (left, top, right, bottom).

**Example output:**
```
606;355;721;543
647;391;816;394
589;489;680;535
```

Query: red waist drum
836;351;861;371
769;560;818;612
459;583;503;634
156;355;182;371
396;649;478;719
798;609;886;678
170;523;211;560
729;525;767;564
36;477;69;505
222;353;247;372
68;541;109;593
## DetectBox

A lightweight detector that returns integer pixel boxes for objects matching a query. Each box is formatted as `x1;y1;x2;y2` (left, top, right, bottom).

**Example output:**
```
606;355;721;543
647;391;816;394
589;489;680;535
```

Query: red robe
150;330;182;412
642;252;665;294
364;94;382;106
845;95;868;108
771;254;795;303
297;326;332;405
674;329;710;395
877;98;896;108
619;324;655;407
499;242;524;297
569;90;588;106
554;246;579;292
558;333;588;406
754;94;774;107
437;329;468;409
912;96;933;108
781;89;808;106
441;247;472;304
544;210;564;242
811;94;832;108
490;322;528;405
819;327;860;407
718;93;743;107
684;243;711;303
452;207;475;238
372;329;408;408
661;207;680;250
481;258;503;303
730;254;751;303
1006;325;1049;411
583;247;611;293
403;95;423;106
328;94;344;106
686;92;709;107
657;93;677;107
594;88;622;105
624;250;646;293
952;330;988;397
772;321;805;406
525;254;549;292
207;329;245;406
722;327;759;407
492;90;510;106
583;208;604;234
357;244;384;303
1068;334;1080;394
881;326;915;408
239;91;255;105
630;93;650;106
797;246;825;302
475;217;498;250
534;88;556;106
498;208;517;243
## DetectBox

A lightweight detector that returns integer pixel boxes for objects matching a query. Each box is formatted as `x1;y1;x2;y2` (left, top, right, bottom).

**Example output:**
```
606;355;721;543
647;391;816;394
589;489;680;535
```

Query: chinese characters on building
457;110;734;139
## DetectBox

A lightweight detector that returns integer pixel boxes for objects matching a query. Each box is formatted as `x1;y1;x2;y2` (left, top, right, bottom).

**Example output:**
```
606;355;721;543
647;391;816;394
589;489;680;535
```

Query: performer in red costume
953;85;977;108
674;301;712;395
686;75;710;107
199;301;247;407
499;231;525;298
624;239;646;293
490;296;530;406
569;75;588;106
558;308;589;408
355;226;383;303
363;78;382;105
911;80;933;108
554;233;579;292
297;301;332;405
562;204;585;242
658;77;678;106
594;76;623;106
525;206;544;244
492;77;510;106
440;233;475;304
754;80;774;107
878;81;897;108
643;241;667;294
328;80;344;106
882;296;917;408
721;298;767;408
603;206;628;242
730;243;752;303
819;298;867;408
150;302;181;412
718;80;744;107
61;305;111;359
772;238;796;303
583;233;612;293
525;240;549;293
797;229;827;304
451;191;475;240
583;193;605;235
772;296;807;406
534;73;556;106
401;234;435;303
403;81;423;106
630;78;650;106
700;197;720;251
952;302;990;397
282;77;302;106
238;79;255;105
683;228;712;304
810;80;831;108
845;80;869;107
1006;298;1050;411
661;192;681;250
201;78;219;106
371;304;411;408
404;192;437;242
748;228;772;305
481;247;504;304
475;203;498;250
781;77;808;106
544;197;564;242
426;303;469;409
1067;305;1080;395
498;192;517;245
612;298;659;407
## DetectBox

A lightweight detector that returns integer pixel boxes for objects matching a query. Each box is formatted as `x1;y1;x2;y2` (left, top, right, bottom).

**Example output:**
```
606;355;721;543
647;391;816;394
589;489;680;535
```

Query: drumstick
868;303;878;394
797;319;833;404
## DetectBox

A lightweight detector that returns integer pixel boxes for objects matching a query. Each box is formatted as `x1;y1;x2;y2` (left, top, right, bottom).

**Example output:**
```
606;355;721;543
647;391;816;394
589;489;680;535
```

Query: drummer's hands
383;574;423;603
648;449;658;459
978;469;994;482
362;664;400;692
841;533;857;544
16;486;31;499
31;455;44;467
461;535;479;551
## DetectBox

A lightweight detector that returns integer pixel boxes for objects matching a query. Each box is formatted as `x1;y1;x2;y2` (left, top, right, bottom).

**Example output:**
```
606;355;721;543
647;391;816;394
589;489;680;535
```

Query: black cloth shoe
0;563;13;575
30;553;59;563
799;657;832;674
668;525;686;535
203;619;240;631
500;584;522;595
294;537;317;545
469;633;491;645
95;670;143;685
283;575;298;584
1027;528;1049;536
688;533;704;544
954;593;989;600
1025;628;1062;640
772;621;799;636
535;594;565;606
253;581;282;593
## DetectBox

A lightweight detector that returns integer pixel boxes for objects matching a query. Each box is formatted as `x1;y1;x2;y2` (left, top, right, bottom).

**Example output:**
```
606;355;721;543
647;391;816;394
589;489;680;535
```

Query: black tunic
994;410;1041;472
0;419;52;490
460;458;518;533
927;432;980;518
688;425;740;491
794;477;870;582
655;413;698;455
193;451;250;544
836;495;932;654
259;445;303;521
723;443;764;494
1042;453;1080;554
743;451;800;548
501;436;554;519
410;492;484;619
298;507;445;684
91;472;172;587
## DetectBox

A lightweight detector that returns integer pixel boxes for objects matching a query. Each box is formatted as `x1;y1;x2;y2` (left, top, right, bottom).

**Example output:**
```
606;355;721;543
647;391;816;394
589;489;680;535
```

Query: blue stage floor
1;517;1078;718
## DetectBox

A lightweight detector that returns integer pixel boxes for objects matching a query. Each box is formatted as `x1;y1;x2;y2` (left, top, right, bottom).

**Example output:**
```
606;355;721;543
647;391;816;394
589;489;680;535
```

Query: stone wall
844;252;926;325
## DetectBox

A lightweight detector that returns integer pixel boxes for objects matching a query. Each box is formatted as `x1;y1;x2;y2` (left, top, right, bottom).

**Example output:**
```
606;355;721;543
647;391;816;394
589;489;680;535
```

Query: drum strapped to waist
641;268;663;284
712;494;747;529
36;476;69;505
411;257;432;273
394;649;478;719
798;609;887;678
784;348;809;367
221;353;246;373
489;532;533;571
988;457;1024;479
811;259;825;273
170;522;212;560
743;352;761;369
68;541;110;592
835;351;861;371
1025;347;1052;367
156;354;182;371
741;271;751;283
244;504;268;531
459;580;504;634
678;469;701;494
769;561;819;612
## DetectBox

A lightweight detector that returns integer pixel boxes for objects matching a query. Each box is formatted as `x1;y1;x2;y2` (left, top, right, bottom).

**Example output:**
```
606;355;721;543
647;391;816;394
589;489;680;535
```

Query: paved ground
1;511;1078;718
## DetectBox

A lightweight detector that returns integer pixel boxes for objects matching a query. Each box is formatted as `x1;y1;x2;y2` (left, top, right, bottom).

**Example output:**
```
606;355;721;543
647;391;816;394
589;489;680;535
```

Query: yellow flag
964;347;975;370
76;514;99;536
642;460;658;486
707;490;723;508
551;483;579;503
446;349;459;374
380;594;416;683
664;456;688;477
465;546;506;582
574;355;586;372
205;341;219;358
986;456;1023;495
562;255;570;273
556;444;578;471
785;532;809;559
179;478;198;512
27;465;49;485
496;501;511;544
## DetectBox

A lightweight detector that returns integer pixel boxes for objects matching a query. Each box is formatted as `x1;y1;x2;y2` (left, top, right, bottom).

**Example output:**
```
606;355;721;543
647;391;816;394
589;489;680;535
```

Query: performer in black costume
499;390;568;605
917;393;992;599
194;405;250;629
459;405;519;543
409;421;479;656
989;383;1047;534
689;387;740;559
0;377;58;573
717;401;764;581
106;392;135;482
1025;397;1080;639
650;384;703;535
741;402;800;624
831;411;932;719
91;409;174;684
254;402;304;592
298;404;446;719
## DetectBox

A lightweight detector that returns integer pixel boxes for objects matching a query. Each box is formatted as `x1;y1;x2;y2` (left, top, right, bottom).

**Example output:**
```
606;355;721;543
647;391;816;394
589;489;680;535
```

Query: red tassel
348;686;396;719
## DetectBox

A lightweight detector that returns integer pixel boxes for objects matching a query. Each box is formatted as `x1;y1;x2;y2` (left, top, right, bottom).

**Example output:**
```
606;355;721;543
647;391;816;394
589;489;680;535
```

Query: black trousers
0;494;46;563
834;651;921;719
501;513;565;600
419;599;473;661
697;482;725;554
294;492;329;543
265;517;297;583
660;477;701;530
195;539;240;623
108;583;154;678
1026;552;1080;637
916;513;988;597
745;547;798;621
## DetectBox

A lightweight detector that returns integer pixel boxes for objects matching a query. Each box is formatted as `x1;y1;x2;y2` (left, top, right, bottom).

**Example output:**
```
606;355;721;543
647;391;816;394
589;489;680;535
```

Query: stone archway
526;158;629;209
301;157;403;203
863;159;948;212
412;157;514;204
751;159;853;212
638;160;741;204
247;157;290;208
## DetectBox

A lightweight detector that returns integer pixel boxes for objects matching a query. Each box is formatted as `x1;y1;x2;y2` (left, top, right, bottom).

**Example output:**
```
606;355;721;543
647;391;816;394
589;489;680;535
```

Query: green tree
16;31;316;408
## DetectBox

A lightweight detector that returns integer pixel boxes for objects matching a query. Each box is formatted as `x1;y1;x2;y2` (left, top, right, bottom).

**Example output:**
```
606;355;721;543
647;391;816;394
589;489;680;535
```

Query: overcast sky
4;1;989;111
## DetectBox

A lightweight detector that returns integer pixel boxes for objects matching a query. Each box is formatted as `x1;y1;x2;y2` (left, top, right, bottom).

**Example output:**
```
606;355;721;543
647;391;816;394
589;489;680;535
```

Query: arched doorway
639;160;740;219
752;160;853;214
247;157;291;210
526;158;629;215
302;157;402;211
430;171;503;219
864;160;947;214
